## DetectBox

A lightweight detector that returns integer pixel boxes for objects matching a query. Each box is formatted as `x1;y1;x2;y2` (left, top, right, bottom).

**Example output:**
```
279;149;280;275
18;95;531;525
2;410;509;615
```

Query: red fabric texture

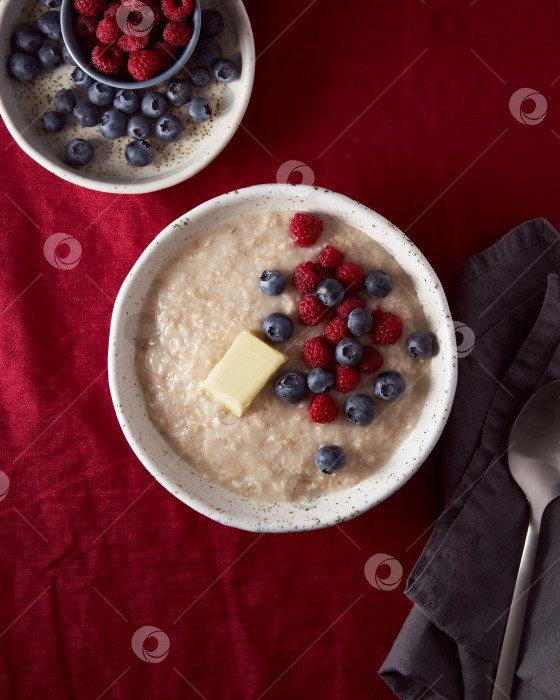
1;1;559;698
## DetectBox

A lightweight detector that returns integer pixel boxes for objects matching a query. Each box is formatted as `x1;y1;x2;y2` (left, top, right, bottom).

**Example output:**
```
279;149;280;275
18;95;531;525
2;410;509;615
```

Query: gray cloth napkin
379;218;560;700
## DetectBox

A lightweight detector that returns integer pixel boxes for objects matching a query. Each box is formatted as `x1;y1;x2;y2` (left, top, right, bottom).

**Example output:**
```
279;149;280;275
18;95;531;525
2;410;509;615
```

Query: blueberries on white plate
373;371;405;401
61;44;76;65
315;445;346;474
187;97;212;122
13;25;42;54
54;89;76;114
407;332;434;359
43;111;65;133
71;67;94;89
194;36;222;65
141;91;168;118
99;109;126;139
114;89;140;114
38;11;62;40
38;44;62;70
307;368;334;394
166;79;192;106
317;279;345;307
155;114;183;143
347;308;372;336
201;9;223;37
262;313;293;343
213;58;238;84
189;65;211;88
73;102;100;127
259;270;286;296
125;140;153;167
344;394;377;427
40;0;62;7
127;114;152;140
9;53;40;82
365;270;393;298
335;338;363;367
66;138;94;167
88;82;115;107
274;371;308;404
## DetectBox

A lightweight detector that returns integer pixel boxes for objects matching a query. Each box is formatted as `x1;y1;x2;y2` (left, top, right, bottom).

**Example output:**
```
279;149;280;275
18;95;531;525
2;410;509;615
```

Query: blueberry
37;44;62;70
73;102;100;127
114;89;140;114
259;270;286;296
66;138;94;167
347;308;372;336
125;140;153;167
373;371;406;401
99;109;126;139
317;279;345;307
189;65;211;87
155;114;183;143
307;368;334;394
344;394;377;427
61;44;76;65
315;445;346;474
127;114;152;140
201;9;223;37
187;97;212;123
13;25;42;54
213;58;238;84
141;91;168;118
335;338;363;367
262;313;293;343
54;89;76;114
42;111;65;133
365;270;393;298
166;79;192;106
194;36;222;65
41;0;62;7
72;67;94;89
9;53;40;82
407;332;434;359
38;11;62;40
274;371;308;404
88;82;115;107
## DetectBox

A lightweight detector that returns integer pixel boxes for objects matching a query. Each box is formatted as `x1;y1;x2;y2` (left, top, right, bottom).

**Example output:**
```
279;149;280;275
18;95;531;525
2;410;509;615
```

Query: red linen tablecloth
1;1;559;698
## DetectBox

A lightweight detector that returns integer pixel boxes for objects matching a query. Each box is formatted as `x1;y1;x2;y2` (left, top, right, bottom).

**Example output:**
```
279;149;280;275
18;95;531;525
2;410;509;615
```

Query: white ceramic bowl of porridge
109;184;457;532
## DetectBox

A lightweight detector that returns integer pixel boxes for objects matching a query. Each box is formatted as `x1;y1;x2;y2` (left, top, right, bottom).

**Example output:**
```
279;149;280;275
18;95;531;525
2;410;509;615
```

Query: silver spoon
491;380;560;700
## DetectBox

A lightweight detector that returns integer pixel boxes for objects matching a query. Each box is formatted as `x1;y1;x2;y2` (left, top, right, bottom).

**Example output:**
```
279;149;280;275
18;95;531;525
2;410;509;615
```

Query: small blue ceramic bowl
60;0;201;90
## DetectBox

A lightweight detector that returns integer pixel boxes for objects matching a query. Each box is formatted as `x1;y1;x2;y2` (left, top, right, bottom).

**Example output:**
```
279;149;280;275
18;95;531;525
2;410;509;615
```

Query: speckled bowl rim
108;184;458;532
0;0;255;194
59;0;202;91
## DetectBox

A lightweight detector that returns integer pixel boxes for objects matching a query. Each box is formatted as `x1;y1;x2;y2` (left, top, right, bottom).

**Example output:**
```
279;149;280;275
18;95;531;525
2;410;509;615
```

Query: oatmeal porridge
135;210;433;503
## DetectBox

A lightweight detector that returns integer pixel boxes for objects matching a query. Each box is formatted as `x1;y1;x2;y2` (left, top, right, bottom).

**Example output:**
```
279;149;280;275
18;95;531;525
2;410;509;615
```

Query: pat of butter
202;330;287;417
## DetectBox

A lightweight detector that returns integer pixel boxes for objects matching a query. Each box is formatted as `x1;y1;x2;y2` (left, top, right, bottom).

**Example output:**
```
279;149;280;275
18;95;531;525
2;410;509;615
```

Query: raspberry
333;364;359;393
91;43;125;74
151;40;177;70
163;20;193;46
336;263;365;293
359;346;384;373
335;294;366;317
123;0;153;6
294;262;325;295
161;0;194;21
370;307;403;345
96;17;122;44
302;337;333;369
324;316;351;344
104;1;121;19
298;296;328;327
290;213;324;247
317;245;345;270
118;33;149;52
74;14;98;39
308;394;338;423
74;0;105;17
128;49;160;80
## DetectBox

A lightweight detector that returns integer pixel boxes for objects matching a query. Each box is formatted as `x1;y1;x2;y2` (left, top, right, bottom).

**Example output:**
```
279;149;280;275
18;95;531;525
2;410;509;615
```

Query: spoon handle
491;522;540;700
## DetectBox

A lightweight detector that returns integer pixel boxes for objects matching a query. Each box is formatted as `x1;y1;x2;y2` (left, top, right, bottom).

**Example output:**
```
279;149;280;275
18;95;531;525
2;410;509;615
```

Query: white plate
0;0;255;194
108;184;458;532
